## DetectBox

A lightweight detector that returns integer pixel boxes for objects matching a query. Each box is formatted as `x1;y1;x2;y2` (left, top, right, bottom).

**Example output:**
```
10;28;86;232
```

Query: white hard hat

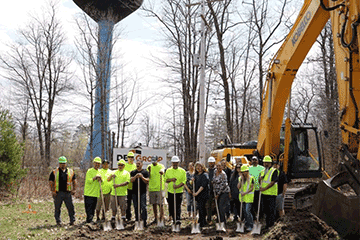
171;156;180;162
208;157;216;163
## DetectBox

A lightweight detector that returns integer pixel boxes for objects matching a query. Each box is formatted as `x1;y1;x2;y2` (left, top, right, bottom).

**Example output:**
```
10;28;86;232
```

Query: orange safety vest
53;168;74;192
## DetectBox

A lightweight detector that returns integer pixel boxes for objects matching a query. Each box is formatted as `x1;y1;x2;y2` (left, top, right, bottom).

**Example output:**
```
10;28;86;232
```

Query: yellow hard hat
263;155;272;163
118;159;126;165
127;152;135;157
93;156;102;163
241;164;249;172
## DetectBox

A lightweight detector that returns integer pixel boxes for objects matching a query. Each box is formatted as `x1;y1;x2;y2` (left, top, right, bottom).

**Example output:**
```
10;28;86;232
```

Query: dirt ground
264;210;340;240
59;209;340;240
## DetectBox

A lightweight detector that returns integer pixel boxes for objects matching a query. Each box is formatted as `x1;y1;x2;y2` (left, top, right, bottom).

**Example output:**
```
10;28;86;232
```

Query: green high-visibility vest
238;175;254;203
54;168;74;192
261;167;278;196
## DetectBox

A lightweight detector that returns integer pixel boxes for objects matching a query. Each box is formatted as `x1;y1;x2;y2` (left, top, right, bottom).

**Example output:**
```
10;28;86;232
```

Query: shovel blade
115;219;124;230
236;222;245;233
191;223;201;234
157;220;164;227
251;221;262;235
134;221;144;231
216;222;226;232
103;221;112;231
220;222;226;232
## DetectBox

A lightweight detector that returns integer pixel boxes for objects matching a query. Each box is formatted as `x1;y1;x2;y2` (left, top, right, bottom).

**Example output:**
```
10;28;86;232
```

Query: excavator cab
282;123;323;179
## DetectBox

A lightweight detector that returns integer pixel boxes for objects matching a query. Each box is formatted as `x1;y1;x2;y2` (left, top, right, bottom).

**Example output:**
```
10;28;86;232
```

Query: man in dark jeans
49;156;77;226
130;160;149;227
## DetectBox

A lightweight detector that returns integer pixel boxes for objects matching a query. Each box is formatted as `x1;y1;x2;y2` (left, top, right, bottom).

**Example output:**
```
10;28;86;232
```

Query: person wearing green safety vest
259;155;279;230
147;156;165;225
249;156;265;218
237;164;255;231
125;151;136;221
95;159;112;222
109;159;130;223
84;157;102;223
165;156;186;225
49;156;76;226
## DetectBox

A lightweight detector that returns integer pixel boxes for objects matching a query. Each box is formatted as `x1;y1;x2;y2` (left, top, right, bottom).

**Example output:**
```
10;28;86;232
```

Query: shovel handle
213;189;221;224
99;181;107;221
256;192;261;222
138;177;141;222
193;180;196;220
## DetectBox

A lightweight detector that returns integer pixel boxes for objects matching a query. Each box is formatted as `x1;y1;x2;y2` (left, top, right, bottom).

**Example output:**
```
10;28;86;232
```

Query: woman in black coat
192;162;209;228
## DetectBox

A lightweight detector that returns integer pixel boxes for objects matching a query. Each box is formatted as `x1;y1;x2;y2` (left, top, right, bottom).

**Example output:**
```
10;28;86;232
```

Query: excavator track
284;182;318;211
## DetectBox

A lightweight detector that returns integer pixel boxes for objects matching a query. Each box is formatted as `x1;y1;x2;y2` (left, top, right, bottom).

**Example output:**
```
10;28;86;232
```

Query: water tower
73;0;143;166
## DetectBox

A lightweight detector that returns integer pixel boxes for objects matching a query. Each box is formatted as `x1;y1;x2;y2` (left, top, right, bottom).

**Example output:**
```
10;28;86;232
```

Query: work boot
56;222;62;227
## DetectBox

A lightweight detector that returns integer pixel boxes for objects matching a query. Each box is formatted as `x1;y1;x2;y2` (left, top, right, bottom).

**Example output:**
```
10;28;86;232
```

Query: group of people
184;155;289;232
49;152;288;233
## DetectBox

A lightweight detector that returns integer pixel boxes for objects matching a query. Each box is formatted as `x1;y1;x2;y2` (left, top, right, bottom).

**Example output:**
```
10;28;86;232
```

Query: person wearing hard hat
84;157;102;223
237;164;255;231
147;156;165;225
109;159;130;223
259;155;278;230
49;156;76;226
249;156;265;218
206;156;216;224
125;151;136;221
95;159;112;222
165;156;186;226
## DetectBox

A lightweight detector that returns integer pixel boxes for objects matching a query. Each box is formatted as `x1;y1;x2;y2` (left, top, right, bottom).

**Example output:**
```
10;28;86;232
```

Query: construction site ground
0;198;341;240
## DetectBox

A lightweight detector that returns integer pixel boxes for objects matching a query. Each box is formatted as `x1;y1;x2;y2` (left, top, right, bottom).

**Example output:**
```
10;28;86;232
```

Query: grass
0;200;86;240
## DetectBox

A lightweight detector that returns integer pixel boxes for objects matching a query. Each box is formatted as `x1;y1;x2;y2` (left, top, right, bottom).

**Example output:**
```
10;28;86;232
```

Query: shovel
171;192;180;232
214;190;226;232
99;181;112;231
113;178;124;230
191;181;201;234
157;174;165;227
251;192;262;235
236;195;245;233
134;178;144;231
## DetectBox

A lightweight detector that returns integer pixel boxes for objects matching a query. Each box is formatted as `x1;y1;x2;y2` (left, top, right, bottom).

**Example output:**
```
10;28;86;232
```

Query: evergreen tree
0;108;27;192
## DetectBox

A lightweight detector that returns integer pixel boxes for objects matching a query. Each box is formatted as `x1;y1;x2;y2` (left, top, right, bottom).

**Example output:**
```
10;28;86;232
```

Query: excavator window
288;126;322;179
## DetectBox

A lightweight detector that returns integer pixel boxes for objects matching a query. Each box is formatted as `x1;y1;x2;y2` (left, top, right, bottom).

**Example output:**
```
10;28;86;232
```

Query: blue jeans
132;193;147;222
186;191;194;213
243;202;253;230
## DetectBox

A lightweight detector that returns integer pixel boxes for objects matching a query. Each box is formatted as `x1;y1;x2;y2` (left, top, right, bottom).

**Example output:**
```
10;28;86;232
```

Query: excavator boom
256;0;360;237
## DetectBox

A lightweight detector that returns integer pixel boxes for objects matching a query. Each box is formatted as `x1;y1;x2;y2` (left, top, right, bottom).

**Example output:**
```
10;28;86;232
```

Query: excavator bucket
312;174;360;238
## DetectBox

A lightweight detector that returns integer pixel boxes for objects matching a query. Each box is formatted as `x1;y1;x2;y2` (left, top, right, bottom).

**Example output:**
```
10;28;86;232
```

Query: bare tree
0;1;72;170
207;0;242;142
143;0;209;163
140;113;155;147
243;0;291;115
113;74;149;148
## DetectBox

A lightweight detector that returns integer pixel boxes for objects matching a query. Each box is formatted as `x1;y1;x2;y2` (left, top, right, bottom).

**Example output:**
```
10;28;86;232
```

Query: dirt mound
265;210;340;240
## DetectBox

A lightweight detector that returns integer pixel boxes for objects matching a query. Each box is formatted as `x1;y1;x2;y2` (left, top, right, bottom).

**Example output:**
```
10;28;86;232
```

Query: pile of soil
60;210;340;239
265;210;340;240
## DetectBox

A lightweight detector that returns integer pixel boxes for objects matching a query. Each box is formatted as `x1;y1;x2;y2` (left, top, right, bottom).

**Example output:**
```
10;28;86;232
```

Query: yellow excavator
256;0;360;238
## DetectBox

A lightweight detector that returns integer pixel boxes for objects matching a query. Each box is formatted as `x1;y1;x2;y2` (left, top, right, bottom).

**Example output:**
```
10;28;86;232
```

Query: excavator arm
257;0;329;158
256;0;360;237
